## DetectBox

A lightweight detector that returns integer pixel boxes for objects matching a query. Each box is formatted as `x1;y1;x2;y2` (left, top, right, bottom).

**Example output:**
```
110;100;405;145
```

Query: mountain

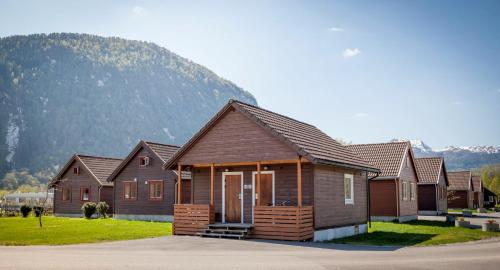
391;139;500;171
0;33;256;182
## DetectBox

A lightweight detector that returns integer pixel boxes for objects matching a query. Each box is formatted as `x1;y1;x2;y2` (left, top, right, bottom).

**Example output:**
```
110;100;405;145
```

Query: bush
20;205;32;218
33;206;44;217
81;202;97;219
96;201;109;218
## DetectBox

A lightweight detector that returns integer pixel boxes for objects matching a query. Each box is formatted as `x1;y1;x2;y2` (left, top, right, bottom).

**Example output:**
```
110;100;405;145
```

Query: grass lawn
0;216;172;246
447;209;495;214
330;220;500;246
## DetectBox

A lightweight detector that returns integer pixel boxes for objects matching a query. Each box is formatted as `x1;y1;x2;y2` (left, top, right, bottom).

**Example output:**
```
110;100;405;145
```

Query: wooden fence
173;204;214;235
253;206;314;241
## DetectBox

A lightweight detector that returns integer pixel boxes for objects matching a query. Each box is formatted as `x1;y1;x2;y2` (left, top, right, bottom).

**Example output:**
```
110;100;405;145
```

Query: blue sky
1;0;499;148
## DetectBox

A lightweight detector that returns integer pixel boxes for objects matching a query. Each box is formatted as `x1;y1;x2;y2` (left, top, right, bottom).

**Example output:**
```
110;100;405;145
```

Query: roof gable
164;100;378;172
50;154;122;187
448;171;472;191
415;157;448;185
107;140;179;182
346;141;410;178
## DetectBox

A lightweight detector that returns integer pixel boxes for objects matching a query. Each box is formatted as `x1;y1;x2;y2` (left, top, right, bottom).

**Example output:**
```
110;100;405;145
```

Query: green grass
447;209;495;213
330;221;500;246
0;216;171;246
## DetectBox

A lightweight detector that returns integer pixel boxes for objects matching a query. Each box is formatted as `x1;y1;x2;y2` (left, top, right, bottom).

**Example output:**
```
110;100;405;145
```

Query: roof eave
314;158;380;173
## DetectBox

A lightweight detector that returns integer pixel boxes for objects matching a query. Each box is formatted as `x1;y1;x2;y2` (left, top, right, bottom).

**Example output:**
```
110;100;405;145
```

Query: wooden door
225;174;242;223
256;173;273;206
181;179;191;204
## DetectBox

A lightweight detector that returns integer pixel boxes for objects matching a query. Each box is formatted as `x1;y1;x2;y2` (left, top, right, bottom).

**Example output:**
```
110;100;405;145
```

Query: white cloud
451;101;462;105
132;6;145;17
342;48;361;58
329;27;344;32
354;112;369;118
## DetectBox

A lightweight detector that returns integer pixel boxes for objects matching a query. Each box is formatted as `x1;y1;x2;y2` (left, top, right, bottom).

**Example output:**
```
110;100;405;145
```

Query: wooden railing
173;204;214;235
253;206;314;241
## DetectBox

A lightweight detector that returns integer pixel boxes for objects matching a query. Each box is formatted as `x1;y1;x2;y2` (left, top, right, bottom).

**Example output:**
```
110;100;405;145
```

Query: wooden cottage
483;186;498;208
347;141;419;222
447;171;473;209
49;155;122;217
471;175;483;209
107;140;187;221
164;100;379;241
414;157;448;215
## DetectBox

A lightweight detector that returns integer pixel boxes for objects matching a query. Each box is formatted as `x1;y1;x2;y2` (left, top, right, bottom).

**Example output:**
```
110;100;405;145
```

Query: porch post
297;156;302;207
256;162;261;206
177;164;182;204
210;163;215;206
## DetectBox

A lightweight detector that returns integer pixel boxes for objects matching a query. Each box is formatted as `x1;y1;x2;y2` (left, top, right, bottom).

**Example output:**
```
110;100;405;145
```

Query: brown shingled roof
448;171;472;191
346;141;411;178
472;175;482;192
164;100;379;172
49;154;122;187
107;140;180;182
415;157;448;185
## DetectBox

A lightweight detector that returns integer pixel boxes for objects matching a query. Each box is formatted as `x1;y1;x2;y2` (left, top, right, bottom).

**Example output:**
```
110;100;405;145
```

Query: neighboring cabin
347;141;419;222
165;100;379;241
447;171;473;209
49;155;122;217
107;140;188;222
483;186;498;208
414;157;448;215
471;175;483;208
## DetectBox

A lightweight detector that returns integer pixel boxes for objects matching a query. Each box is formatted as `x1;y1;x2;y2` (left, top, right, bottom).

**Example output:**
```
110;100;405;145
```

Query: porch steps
197;224;253;240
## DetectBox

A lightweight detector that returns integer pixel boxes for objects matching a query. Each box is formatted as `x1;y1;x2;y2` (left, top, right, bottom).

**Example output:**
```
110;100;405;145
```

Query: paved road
1;236;500;270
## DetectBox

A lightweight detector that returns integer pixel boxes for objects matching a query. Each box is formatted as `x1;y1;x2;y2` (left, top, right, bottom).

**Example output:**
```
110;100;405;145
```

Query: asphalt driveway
1;235;500;270
419;211;500;228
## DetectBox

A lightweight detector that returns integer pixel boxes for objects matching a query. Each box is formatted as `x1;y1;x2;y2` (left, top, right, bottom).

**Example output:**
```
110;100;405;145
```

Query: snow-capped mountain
391;139;500;170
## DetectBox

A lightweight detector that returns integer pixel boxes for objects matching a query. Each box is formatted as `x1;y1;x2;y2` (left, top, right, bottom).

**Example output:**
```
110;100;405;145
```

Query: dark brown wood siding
113;147;176;216
448;190;469;209
100;186;114;214
178;110;298;165
53;159;101;215
418;185;436;211
191;164;313;224
370;180;397;217
398;151;419;216
313;165;367;229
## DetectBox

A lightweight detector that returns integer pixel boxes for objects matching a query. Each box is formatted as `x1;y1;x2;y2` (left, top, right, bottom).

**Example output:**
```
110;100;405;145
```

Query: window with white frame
402;181;408;201
344;174;354;204
410;183;416;201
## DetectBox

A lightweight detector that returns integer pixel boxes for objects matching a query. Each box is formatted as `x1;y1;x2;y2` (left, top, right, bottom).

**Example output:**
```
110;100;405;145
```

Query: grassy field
0;216;172;246
447;209;495;214
330;221;500;246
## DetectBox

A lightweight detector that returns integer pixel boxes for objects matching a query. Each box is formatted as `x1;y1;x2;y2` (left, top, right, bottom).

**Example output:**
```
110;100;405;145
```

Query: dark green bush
96;201;109;218
20;205;32;218
81;202;97;219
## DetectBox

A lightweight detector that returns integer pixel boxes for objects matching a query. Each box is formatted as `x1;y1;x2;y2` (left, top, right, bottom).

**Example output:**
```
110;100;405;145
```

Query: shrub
33;206;44;217
96;201;109;218
81;202;97;219
20;205;32;218
487;219;498;224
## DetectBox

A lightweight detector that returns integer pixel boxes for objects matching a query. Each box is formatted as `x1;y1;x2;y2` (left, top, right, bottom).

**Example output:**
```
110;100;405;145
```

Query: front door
224;174;242;223
256;173;273;206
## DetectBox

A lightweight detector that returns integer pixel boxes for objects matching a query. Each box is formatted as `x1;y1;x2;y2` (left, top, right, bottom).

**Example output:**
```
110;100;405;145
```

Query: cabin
483;187;498;208
471;175;483;208
414;157;448;215
447;171;473;209
107;140;186;222
164;100;379;241
49;155;122;217
347;141;419;222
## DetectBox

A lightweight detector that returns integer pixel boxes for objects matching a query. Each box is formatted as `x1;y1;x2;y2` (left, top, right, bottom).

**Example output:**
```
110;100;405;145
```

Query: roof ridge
76;154;123;160
349;141;410;147
415;157;443;160
230;99;316;128
144;140;181;148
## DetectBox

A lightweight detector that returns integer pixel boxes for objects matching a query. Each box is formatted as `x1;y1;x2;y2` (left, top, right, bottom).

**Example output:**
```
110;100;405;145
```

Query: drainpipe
367;171;379;228
395;179;400;219
435;184;439;215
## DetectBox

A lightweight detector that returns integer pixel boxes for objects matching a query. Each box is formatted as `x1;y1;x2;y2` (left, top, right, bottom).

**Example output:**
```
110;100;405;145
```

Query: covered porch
173;157;314;241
